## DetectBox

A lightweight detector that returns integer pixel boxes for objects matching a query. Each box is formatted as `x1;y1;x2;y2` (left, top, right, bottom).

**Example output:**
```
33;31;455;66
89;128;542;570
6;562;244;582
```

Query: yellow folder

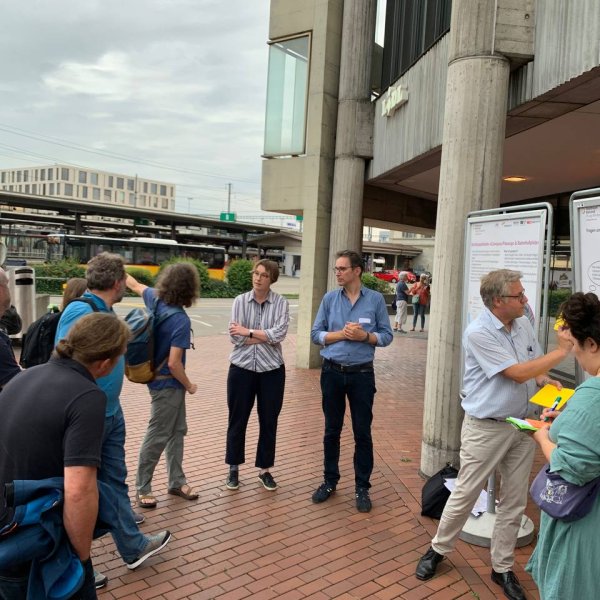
530;384;574;409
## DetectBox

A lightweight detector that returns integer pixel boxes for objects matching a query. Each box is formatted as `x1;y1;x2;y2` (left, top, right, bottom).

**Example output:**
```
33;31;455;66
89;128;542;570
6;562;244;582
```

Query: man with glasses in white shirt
225;259;289;491
310;250;393;513
416;269;573;600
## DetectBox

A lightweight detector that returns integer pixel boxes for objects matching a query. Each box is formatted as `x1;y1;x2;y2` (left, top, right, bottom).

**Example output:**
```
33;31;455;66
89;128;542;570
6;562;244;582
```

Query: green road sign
296;215;303;221
220;212;236;222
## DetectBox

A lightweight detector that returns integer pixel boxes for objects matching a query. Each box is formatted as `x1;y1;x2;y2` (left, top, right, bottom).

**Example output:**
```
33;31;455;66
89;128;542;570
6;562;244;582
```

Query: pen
544;396;561;422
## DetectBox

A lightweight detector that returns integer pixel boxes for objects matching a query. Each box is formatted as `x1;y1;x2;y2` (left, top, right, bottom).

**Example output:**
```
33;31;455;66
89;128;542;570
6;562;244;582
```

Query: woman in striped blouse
225;259;290;491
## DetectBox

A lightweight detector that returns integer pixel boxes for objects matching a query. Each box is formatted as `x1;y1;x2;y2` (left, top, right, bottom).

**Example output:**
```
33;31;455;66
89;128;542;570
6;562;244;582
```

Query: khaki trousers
432;414;535;572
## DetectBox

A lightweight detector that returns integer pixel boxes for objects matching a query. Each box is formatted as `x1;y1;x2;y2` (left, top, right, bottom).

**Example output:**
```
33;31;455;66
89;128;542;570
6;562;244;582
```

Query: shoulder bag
530;463;600;522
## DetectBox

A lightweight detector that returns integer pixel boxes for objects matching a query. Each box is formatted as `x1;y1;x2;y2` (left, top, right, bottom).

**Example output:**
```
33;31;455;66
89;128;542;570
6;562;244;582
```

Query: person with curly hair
526;292;600;600
126;262;200;509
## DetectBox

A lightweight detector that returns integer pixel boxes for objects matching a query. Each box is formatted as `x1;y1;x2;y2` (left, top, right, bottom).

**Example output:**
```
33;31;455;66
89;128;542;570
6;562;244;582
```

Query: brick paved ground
94;330;545;600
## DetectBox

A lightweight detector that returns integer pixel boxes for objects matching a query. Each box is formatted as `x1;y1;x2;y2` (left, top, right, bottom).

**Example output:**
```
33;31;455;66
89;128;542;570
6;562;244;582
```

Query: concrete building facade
261;0;600;475
0;164;175;212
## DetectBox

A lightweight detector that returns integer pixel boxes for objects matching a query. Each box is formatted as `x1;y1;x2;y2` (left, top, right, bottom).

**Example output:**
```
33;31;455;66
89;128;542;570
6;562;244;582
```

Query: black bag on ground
19;298;98;368
421;463;459;519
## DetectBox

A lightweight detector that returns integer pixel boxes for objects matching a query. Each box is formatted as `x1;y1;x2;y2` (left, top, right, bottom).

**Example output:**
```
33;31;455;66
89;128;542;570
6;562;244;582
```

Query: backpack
124;297;184;384
19;298;99;368
421;463;459;519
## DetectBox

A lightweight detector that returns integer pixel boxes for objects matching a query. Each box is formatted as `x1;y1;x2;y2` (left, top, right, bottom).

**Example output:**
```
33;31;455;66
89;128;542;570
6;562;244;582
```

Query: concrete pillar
327;0;377;288
420;0;511;476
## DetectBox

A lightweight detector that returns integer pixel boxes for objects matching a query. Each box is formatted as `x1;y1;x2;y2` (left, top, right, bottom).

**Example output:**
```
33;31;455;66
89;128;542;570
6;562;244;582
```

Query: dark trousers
0;558;96;600
225;364;285;468
320;364;376;490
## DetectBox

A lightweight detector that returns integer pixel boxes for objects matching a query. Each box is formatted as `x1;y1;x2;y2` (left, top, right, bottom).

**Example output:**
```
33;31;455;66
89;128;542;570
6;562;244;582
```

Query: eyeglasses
251;271;270;280
500;291;527;302
332;266;353;273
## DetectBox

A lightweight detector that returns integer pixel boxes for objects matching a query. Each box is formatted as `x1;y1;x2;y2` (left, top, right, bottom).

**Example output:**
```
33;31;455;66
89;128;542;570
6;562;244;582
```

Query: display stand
459;473;535;547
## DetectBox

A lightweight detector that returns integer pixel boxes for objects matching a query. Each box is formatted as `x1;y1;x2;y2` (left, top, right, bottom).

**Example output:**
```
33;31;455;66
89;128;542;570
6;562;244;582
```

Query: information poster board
463;210;548;335
572;196;600;294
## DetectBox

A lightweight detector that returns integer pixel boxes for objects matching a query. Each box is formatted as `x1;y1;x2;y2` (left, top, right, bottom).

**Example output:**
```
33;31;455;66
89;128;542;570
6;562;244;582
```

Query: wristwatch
248;329;254;338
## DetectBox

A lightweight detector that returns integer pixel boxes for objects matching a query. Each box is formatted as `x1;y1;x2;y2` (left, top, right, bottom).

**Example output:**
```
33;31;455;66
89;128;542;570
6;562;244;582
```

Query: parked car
373;269;416;284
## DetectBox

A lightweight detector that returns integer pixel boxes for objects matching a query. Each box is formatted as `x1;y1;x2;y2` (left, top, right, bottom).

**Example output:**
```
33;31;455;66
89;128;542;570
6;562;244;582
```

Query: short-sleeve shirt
461;308;541;419
55;291;124;417
0;357;106;527
142;287;190;391
396;281;409;302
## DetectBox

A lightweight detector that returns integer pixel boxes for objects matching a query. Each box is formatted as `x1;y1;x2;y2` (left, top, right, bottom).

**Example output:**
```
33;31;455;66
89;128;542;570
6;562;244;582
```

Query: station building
260;0;600;474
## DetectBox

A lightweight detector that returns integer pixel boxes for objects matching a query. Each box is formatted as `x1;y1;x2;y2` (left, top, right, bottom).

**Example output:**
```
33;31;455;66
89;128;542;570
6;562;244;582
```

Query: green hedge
226;260;253;293
361;273;391;294
34;260;86;294
547;288;572;317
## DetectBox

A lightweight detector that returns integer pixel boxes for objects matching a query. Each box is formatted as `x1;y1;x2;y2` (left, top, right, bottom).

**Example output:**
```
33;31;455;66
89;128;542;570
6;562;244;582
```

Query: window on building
40;169;45;181
61;168;69;181
129;193;135;205
104;189;111;202
81;186;88;198
381;0;452;90
23;171;29;182
90;173;98;185
47;168;53;180
127;179;135;191
153;196;158;207
0;172;5;184
56;183;61;195
143;181;148;193
162;198;169;209
160;184;167;196
140;194;146;206
64;183;74;196
16;171;21;183
32;184;37;194
78;171;87;183
93;187;101;200
34;170;38;181
116;177;124;189
118;191;125;202
264;35;310;156
49;183;55;195
24;184;30;194
150;183;157;194
170;186;174;197
107;175;113;187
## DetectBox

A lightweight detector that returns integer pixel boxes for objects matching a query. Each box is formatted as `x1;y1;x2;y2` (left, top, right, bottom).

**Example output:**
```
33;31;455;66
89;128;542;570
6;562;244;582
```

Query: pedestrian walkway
95;331;544;599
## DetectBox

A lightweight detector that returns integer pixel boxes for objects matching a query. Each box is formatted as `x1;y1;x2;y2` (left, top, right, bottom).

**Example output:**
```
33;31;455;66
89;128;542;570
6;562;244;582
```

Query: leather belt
323;358;374;373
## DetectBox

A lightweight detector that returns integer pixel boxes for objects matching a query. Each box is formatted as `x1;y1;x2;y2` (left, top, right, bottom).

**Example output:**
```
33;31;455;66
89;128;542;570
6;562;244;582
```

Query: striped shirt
229;289;289;372
461;308;541;419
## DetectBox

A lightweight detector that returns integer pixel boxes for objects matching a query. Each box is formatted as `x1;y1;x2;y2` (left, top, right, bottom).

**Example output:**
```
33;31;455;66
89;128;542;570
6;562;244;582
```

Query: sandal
168;484;199;501
137;493;157;509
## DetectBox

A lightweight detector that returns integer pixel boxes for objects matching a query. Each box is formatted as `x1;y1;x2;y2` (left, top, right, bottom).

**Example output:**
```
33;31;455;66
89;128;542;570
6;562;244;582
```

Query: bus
5;232;226;279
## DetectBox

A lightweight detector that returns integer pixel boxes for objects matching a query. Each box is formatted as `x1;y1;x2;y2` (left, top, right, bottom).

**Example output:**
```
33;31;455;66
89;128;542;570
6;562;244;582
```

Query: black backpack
421;463;459;519
19;298;98;368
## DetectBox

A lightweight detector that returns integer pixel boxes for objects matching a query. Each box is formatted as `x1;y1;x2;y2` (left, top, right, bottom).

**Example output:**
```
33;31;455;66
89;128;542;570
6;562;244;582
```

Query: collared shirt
311;286;393;365
229;289;289;372
55;291;124;417
461;308;541;420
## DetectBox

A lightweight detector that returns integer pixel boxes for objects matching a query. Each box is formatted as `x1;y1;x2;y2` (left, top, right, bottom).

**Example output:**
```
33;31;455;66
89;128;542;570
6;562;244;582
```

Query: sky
0;1;279;223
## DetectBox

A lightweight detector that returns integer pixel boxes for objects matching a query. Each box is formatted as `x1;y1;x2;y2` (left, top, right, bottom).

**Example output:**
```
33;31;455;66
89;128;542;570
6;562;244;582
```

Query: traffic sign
220;212;236;222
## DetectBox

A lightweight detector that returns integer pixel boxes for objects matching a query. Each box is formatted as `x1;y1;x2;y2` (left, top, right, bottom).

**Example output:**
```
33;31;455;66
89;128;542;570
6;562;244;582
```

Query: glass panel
61;168;69;181
78;171;87;183
116;177;124;189
64;183;73;196
112;244;134;262
264;35;309;156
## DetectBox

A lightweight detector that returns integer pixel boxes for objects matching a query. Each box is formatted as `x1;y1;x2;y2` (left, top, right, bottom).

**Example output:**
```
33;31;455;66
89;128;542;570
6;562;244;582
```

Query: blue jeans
98;407;147;563
412;304;426;329
0;558;96;600
320;365;376;489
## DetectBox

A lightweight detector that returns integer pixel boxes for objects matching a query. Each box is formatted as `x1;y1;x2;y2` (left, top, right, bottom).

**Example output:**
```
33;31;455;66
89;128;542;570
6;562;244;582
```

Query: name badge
359;318;371;324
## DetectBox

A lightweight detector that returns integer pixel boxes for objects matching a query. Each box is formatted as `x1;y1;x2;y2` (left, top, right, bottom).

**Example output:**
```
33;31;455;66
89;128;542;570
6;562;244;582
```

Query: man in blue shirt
56;253;170;587
310;250;393;512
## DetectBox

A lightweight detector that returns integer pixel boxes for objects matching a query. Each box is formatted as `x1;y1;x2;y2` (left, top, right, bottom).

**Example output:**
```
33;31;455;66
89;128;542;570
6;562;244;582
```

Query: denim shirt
311;286;393;365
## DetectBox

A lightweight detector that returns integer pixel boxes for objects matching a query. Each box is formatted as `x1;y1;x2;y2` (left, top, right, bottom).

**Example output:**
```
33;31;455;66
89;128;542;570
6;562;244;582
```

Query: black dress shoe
491;570;525;600
415;547;445;580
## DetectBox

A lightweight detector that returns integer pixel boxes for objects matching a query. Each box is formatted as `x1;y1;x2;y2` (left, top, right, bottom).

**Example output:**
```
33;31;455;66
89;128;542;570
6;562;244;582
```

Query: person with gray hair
0;268;20;389
55;253;170;588
393;272;409;333
415;268;573;600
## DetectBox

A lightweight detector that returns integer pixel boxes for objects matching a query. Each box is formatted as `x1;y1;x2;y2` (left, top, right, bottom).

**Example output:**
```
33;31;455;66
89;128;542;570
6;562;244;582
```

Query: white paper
444;478;489;516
